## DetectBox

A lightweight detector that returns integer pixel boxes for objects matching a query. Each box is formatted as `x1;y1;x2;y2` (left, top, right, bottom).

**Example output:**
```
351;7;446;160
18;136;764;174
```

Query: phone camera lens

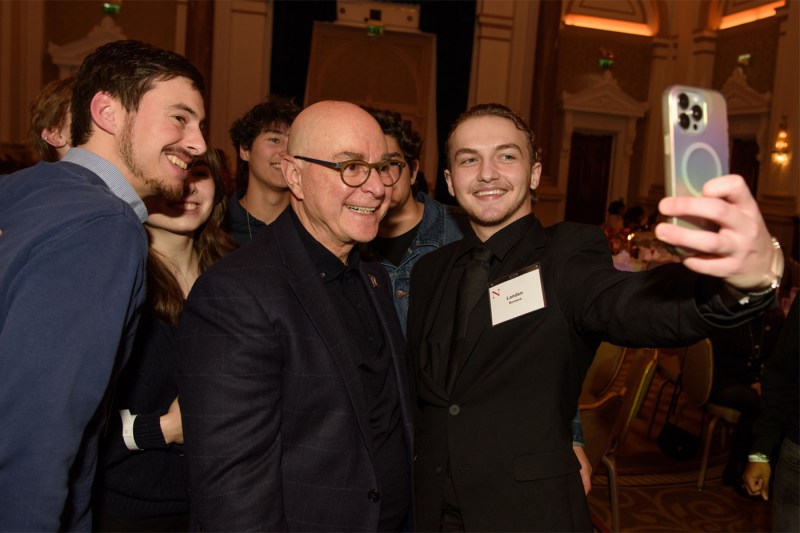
691;105;703;120
679;113;691;129
678;93;689;109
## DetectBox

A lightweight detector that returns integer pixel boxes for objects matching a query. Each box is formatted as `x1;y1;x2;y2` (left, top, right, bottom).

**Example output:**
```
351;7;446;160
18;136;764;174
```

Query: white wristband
120;409;142;451
748;452;770;463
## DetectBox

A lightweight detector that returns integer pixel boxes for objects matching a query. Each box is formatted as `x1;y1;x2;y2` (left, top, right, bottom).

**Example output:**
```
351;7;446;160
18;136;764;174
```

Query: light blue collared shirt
63;147;148;223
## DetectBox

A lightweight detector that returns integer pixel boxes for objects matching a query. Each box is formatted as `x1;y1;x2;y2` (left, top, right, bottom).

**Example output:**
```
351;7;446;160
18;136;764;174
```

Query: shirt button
435;465;443;476
449;404;461;416
395;289;408;298
367;489;381;502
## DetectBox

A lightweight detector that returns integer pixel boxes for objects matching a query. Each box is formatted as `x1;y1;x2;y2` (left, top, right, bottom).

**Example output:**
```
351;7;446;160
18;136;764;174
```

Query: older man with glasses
176;101;414;531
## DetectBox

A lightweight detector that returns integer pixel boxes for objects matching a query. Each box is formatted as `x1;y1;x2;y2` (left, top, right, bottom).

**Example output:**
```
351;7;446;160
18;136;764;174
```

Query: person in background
226;97;300;245
743;297;799;531
407;103;782;531
0;40;206;530
29;77;74;161
603;199;625;232
623;205;647;233
94;150;236;531
709;304;786;492
364;106;594;495
177;101;413;531
602;199;626;254
363;106;471;329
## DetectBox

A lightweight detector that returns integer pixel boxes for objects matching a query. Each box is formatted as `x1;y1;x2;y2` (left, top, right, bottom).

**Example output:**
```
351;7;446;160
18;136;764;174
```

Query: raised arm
655;175;783;294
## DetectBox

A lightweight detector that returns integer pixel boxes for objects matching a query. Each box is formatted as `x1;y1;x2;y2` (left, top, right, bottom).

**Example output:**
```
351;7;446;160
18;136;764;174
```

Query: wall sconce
737;53;751;66
598;49;614;70
771;117;789;165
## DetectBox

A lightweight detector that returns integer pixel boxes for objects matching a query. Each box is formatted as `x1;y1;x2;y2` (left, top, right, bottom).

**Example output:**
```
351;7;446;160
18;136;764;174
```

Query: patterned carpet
588;476;770;532
585;362;772;532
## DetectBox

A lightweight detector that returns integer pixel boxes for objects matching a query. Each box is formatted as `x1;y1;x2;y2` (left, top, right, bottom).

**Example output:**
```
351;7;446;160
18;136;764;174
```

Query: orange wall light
719;1;785;29
563;14;654;37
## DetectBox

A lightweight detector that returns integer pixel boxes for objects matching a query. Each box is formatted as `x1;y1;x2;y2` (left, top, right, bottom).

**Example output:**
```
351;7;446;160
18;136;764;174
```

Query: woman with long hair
94;149;236;531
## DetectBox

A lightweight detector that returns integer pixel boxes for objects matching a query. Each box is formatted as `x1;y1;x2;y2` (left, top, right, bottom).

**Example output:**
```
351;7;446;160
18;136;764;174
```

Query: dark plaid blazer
177;208;413;531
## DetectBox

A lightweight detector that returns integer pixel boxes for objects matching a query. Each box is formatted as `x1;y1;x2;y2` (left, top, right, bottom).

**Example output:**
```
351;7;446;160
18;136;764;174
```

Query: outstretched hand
655;175;780;291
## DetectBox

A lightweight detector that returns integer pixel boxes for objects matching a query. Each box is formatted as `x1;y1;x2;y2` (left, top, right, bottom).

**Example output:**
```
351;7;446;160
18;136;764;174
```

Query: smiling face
445;115;541;241
283;101;390;261
144;160;216;236
118;77;206;201
240;123;290;191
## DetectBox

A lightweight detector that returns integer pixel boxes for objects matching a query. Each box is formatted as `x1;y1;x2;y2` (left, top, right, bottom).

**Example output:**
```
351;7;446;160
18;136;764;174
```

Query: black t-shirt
371;221;422;266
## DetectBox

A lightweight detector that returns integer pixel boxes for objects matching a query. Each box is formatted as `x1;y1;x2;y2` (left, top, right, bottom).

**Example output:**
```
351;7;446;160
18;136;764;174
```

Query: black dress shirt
291;210;410;530
426;214;537;385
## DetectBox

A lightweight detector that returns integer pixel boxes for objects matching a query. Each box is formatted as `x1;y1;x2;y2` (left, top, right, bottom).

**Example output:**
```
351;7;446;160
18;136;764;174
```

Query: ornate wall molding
547;70;648;220
47;15;127;79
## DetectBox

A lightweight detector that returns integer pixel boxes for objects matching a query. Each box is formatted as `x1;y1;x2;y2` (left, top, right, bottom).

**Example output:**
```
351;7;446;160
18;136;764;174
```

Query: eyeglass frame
292;155;406;188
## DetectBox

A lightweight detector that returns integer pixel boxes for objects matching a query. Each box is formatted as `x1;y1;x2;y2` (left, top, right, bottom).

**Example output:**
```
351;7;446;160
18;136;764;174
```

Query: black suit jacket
407;217;740;532
177;209;414;531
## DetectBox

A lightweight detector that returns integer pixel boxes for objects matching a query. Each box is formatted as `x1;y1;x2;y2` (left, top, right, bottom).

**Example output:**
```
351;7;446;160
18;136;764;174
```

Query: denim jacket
371;193;470;334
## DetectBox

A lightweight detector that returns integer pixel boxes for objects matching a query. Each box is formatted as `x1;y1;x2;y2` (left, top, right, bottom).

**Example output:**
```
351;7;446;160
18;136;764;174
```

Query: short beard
119;116;183;201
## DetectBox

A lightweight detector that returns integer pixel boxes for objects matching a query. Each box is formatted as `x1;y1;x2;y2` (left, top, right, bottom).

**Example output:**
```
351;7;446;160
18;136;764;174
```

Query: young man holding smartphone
406;103;783;531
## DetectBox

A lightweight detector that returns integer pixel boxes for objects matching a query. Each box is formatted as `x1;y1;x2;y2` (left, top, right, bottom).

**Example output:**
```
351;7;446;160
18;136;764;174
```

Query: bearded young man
0;40;206;530
407;103;783;531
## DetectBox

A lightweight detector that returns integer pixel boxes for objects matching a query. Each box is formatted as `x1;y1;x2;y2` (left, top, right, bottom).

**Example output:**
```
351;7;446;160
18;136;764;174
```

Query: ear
89;92;122;135
409;160;420;186
239;145;251;162
530;162;542;190
281;155;304;200
444;168;455;197
42;127;68;148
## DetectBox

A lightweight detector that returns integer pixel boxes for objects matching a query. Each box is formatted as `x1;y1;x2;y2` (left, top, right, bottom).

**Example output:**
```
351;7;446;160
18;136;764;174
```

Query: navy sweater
95;314;189;519
0;160;147;530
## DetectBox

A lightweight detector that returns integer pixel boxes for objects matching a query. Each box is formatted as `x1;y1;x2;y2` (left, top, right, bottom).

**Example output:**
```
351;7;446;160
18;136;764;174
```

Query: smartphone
662;85;729;238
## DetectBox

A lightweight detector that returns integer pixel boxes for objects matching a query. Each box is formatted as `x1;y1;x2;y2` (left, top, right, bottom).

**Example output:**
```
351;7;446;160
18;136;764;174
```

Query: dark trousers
773;438;800;532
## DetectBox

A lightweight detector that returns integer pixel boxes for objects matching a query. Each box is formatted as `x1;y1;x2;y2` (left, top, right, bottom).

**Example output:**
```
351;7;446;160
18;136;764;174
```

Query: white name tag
488;263;546;326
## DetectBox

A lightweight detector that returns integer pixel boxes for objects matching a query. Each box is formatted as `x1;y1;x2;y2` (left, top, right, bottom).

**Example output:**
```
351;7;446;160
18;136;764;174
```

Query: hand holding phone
662;85;729;241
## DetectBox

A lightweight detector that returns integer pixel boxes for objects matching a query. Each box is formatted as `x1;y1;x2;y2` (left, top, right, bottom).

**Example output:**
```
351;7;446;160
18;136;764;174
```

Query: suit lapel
275;214;378;459
416;242;466;402
357;257;415;455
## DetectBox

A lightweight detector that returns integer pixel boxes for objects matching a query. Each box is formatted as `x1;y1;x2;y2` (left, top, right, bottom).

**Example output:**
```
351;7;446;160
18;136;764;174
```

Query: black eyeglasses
293;155;406;188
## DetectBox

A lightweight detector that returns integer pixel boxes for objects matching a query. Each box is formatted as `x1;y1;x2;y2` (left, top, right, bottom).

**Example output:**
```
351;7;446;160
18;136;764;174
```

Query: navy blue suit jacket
177;208;414;531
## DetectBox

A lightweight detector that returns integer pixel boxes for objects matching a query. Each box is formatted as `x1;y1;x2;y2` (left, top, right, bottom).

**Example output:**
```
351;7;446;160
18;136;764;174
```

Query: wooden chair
580;342;626;404
679;338;742;490
580;390;623;533
645;346;687;439
581;349;658;532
